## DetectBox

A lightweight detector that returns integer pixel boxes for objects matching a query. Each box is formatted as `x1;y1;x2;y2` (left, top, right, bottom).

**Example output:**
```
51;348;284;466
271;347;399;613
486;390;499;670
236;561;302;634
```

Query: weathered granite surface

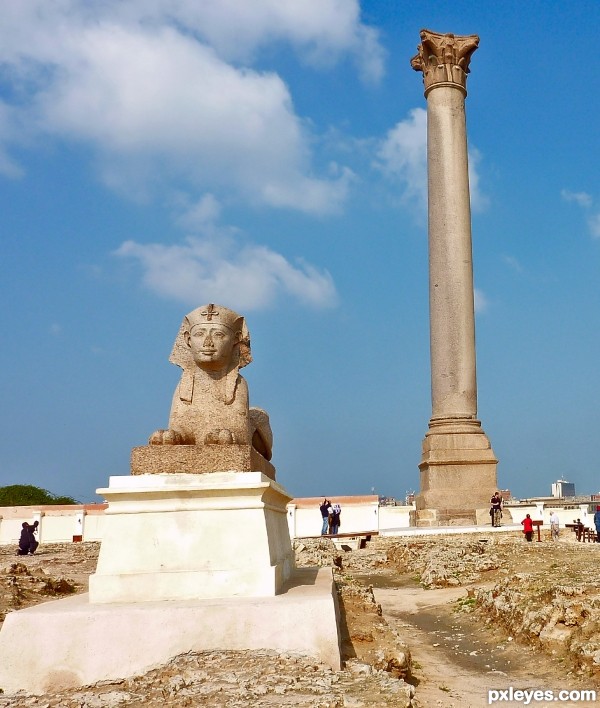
131;444;275;479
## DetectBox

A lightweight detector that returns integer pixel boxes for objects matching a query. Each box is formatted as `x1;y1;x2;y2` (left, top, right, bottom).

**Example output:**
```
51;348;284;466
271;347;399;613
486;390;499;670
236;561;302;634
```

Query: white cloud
588;213;600;239
43;0;386;82
113;191;338;310
174;193;223;233
114;235;338;310
0;101;24;178
375;108;488;217
375;108;428;212
467;147;489;213
130;0;386;83
0;1;383;74
561;189;592;208
0;0;378;213
41;25;349;212
501;255;524;273
561;188;600;239
0;146;22;179
474;288;488;314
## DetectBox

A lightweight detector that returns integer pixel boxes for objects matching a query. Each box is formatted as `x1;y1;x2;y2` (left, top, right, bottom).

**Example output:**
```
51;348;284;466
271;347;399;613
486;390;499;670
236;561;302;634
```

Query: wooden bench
584;527;596;542
565;523;595;542
323;531;377;541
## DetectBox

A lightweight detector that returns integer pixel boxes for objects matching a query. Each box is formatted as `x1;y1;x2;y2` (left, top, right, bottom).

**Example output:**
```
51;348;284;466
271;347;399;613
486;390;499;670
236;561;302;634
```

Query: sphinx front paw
204;428;235;445
149;429;185;445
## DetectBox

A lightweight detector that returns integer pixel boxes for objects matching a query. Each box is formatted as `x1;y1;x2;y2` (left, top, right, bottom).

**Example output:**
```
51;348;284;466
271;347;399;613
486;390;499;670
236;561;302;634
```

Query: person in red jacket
521;513;534;542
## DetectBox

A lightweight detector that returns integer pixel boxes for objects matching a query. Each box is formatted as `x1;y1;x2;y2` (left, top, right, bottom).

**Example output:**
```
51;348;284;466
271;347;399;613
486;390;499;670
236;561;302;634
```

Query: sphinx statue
148;303;273;462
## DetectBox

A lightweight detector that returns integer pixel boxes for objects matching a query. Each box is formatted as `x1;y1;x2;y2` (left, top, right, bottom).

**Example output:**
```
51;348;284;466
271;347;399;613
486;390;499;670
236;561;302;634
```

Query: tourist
521;513;534;542
16;520;39;556
16;522;31;556
549;511;560;541
489;491;503;527
594;506;600;543
319;499;330;535
330;503;341;535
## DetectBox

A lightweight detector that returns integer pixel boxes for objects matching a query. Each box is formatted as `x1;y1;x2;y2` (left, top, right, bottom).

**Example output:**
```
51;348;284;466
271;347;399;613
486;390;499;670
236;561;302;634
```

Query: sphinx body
167;369;250;446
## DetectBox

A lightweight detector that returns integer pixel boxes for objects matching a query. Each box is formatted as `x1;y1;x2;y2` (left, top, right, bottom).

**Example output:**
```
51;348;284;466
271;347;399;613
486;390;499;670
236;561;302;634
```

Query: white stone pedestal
89;471;294;603
0;471;343;695
0;567;341;695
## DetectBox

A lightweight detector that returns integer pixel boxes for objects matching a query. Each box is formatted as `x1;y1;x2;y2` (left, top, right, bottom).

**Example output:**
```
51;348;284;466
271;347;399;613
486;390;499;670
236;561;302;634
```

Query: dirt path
374;582;597;708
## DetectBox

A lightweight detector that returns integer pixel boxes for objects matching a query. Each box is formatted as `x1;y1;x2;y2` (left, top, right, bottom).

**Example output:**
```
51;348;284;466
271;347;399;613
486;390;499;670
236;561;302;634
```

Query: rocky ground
0;532;599;706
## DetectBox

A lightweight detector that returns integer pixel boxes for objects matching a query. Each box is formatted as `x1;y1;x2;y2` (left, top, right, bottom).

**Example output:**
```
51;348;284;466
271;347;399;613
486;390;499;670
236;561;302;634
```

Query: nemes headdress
169;304;252;404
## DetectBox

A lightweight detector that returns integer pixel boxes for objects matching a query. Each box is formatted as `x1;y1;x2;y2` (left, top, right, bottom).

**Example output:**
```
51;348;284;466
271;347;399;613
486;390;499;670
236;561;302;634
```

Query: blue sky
1;1;599;503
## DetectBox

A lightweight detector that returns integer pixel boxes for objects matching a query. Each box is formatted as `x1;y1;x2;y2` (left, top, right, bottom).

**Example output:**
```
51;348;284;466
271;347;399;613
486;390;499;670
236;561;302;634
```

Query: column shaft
427;86;477;420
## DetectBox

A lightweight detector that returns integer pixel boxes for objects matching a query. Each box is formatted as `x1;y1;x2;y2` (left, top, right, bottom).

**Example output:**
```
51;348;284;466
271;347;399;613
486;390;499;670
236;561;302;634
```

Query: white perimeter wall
0;506;106;545
286;501;415;539
1;500;593;545
506;502;592;535
1;500;414;545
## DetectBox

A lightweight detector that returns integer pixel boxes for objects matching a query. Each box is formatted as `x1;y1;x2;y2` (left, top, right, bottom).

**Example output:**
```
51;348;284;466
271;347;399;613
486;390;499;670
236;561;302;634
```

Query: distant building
499;489;512;501
552;479;575;498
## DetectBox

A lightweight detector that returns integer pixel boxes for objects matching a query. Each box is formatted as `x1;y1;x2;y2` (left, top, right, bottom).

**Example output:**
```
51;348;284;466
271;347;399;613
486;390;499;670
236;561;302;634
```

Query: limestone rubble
0;650;414;707
475;563;600;675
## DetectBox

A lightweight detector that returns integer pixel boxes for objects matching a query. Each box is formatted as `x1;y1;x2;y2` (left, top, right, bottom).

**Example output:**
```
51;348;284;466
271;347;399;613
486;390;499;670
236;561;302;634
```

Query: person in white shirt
549;511;560;541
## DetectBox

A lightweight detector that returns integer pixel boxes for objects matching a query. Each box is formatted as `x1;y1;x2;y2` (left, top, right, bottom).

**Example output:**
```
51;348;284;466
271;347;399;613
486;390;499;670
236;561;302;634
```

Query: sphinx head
170;304;252;374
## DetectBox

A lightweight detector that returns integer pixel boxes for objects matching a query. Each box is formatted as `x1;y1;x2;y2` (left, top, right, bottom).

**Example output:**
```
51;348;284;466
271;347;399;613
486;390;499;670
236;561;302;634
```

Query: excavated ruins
1;532;599;707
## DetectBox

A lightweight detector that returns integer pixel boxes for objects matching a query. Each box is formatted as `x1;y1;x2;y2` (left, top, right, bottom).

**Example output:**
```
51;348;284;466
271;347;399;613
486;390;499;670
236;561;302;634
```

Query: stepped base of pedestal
0;568;341;695
89;472;294;603
416;418;498;517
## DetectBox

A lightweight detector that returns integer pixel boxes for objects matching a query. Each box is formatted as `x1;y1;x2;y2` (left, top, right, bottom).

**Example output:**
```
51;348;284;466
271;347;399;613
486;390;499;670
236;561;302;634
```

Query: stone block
416;509;437;521
131;443;275;480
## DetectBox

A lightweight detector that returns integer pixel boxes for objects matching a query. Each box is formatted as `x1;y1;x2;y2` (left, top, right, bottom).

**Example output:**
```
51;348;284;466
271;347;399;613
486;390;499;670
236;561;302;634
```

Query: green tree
0;484;79;506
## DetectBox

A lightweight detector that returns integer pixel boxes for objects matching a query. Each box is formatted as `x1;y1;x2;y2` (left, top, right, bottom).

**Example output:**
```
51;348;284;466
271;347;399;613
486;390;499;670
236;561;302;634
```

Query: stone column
411;29;497;524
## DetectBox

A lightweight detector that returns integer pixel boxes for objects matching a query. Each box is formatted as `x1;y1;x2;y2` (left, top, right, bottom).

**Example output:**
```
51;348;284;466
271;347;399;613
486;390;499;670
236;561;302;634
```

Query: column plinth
411;29;497;524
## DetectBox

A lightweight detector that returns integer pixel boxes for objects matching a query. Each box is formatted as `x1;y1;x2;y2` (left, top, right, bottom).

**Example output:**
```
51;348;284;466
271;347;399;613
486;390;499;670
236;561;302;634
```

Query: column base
416;417;498;516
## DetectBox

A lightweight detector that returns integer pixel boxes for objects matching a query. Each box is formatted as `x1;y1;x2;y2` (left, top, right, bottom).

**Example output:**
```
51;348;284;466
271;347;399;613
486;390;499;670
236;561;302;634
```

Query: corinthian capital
411;29;479;95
